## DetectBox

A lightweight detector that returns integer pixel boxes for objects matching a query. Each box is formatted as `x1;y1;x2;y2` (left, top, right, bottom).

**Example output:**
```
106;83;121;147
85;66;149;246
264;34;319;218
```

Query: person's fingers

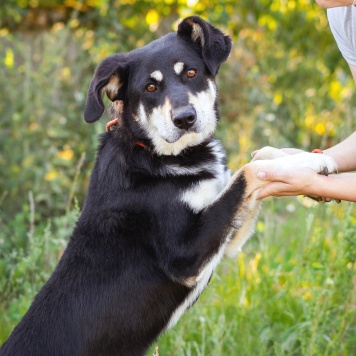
256;170;290;182
257;186;271;199
256;168;317;199
257;188;272;200
257;182;291;199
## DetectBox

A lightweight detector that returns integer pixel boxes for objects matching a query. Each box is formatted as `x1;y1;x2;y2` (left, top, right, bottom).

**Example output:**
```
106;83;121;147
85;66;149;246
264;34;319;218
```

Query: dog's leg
224;193;261;258
223;146;338;257
224;147;286;257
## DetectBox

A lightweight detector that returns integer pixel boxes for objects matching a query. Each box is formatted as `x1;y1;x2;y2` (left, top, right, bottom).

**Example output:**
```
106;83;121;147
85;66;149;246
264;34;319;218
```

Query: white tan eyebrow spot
174;62;184;75
150;70;163;82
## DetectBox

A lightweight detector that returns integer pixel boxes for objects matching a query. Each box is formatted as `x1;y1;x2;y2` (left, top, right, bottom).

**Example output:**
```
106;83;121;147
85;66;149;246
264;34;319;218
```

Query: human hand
315;0;355;8
256;167;318;199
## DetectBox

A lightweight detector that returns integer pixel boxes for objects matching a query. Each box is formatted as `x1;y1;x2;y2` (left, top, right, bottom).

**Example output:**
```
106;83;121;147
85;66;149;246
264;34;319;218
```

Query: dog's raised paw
275;152;338;175
251;146;288;161
319;166;329;176
314;153;338;175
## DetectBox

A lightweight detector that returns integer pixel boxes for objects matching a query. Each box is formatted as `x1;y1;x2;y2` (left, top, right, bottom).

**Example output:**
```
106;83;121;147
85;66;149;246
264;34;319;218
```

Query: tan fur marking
183;276;197;287
224;190;261;258
104;76;121;100
192;23;204;46
131;113;139;122
185;19;204;46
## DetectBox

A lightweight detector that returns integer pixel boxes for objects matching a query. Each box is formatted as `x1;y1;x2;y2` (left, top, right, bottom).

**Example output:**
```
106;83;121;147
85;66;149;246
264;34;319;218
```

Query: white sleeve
327;7;356;66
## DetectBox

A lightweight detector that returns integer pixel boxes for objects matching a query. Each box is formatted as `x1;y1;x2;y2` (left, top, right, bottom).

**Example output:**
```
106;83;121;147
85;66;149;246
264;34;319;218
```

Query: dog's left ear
84;54;128;123
177;16;232;76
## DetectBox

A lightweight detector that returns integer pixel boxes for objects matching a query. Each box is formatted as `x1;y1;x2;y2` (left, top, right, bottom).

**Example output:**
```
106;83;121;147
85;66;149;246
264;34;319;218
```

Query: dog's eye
146;84;157;92
186;69;197;78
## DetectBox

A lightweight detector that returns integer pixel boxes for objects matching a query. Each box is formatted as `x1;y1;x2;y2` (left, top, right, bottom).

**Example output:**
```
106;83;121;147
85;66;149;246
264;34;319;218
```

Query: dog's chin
163;127;200;144
163;132;185;144
153;131;204;156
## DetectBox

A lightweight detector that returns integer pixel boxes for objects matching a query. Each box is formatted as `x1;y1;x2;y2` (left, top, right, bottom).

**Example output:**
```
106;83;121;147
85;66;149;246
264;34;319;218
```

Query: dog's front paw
251;146;288;162
304;153;339;203
300;152;338;176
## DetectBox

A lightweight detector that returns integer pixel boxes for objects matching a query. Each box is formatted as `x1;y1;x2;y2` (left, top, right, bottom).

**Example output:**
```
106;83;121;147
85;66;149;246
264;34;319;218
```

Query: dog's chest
180;163;231;212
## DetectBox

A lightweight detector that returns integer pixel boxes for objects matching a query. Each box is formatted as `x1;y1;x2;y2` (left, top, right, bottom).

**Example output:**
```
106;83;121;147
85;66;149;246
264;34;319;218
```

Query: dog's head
84;16;232;155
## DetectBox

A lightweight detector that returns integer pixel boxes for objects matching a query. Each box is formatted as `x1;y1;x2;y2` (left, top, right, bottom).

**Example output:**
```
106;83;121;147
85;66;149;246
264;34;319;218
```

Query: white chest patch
181;174;228;212
180;154;230;213
181;179;222;212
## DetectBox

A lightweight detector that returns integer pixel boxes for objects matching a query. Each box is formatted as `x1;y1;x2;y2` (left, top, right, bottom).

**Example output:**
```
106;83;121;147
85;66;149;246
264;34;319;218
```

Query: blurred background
0;0;355;354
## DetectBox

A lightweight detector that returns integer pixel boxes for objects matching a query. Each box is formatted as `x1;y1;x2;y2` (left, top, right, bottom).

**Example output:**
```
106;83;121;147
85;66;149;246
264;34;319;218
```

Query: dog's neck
106;117;148;150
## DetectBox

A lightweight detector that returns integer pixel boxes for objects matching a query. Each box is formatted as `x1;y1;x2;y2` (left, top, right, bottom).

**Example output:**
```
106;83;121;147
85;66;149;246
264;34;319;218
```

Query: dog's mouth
163;126;201;143
144;117;216;155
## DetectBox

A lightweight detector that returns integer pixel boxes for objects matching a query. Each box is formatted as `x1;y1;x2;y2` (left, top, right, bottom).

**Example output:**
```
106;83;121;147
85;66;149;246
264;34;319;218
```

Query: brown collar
106;118;120;132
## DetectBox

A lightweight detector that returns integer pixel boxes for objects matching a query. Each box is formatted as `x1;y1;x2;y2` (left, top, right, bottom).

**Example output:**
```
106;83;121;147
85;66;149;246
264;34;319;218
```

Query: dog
0;16;337;356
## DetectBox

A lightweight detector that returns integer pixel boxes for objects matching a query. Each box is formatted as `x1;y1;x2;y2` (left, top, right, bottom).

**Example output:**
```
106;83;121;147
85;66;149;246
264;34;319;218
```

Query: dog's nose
172;109;196;130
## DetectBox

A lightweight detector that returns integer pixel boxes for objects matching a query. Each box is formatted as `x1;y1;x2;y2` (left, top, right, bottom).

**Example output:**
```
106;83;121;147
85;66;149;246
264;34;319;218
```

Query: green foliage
0;0;355;354
0;202;79;340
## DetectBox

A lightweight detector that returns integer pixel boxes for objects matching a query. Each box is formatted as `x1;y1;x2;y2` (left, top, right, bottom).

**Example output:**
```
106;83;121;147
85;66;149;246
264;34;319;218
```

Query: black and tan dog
1;16;337;356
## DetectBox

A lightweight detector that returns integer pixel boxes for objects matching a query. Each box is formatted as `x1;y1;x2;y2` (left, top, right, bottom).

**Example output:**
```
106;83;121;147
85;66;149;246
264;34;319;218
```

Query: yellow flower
314;123;326;136
58;149;74;161
45;170;59;181
302;291;312;301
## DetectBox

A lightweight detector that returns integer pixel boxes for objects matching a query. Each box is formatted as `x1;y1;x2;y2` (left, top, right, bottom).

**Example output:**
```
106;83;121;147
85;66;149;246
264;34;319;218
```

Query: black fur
0;16;252;356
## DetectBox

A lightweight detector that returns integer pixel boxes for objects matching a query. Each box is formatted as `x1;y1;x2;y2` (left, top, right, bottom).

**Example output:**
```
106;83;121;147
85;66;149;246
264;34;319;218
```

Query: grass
1;197;355;355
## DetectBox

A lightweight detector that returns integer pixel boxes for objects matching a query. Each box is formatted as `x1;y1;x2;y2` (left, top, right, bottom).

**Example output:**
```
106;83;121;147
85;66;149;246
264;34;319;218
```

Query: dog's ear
84;54;128;123
177;16;232;76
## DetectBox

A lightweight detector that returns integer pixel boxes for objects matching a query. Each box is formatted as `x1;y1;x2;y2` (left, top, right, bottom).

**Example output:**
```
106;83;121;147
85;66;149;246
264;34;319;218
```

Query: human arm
315;0;356;8
323;131;356;172
257;169;356;202
348;63;356;85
